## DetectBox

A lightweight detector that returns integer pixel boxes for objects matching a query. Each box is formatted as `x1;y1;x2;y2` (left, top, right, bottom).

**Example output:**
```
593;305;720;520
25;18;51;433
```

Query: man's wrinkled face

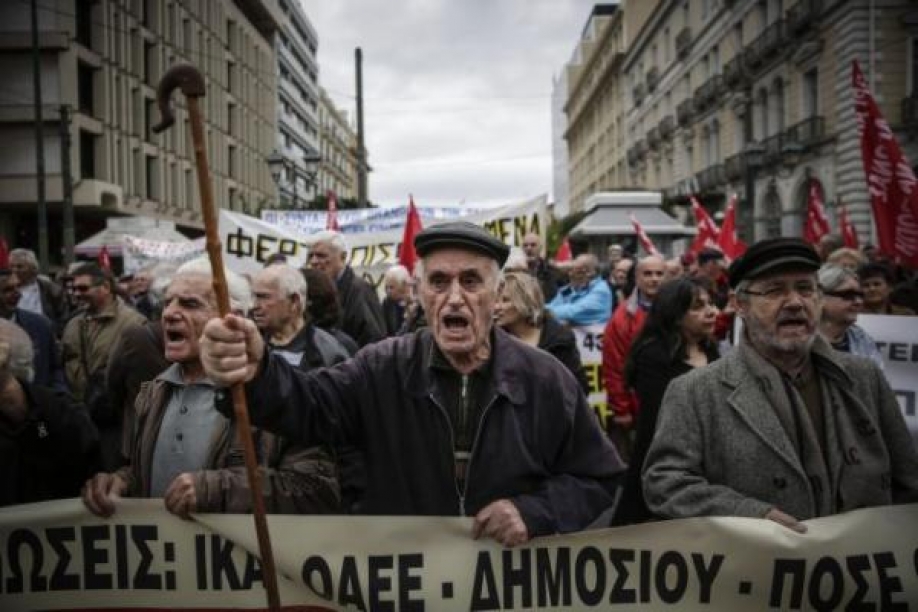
308;241;345;280
521;234;540;263
385;277;410;302
612;260;632;285
132;273;151;295
568;261;589;288
161;275;217;365
636;259;666;300
71;274;111;313
418;249;497;362
739;270;821;359
9;257;35;284
252;275;296;335
0;275;21;314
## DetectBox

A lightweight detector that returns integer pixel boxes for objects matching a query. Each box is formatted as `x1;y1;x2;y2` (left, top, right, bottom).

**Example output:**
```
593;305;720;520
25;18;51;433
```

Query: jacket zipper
428;392;466;515
461;393;500;517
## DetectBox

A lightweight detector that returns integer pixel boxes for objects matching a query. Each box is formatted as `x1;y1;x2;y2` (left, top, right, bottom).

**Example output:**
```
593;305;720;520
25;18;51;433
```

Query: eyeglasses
742;282;818;301
823;289;864;301
72;284;99;293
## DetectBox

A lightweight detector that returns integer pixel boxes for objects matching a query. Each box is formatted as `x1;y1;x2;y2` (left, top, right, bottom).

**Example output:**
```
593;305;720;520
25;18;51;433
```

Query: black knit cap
414;221;510;266
728;237;821;288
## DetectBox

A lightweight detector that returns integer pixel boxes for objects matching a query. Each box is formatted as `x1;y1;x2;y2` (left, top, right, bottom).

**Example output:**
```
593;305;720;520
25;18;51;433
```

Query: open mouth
777;317;809;331
442;314;470;333
165;329;188;345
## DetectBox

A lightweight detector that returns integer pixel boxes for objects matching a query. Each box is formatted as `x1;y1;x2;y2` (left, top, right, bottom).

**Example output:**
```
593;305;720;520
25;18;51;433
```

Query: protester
608;257;634;305
0;270;65;389
695;247;729;308
663;257;684;281
130;267;159;320
381;264;412;336
200;221;623;547
307;230;386;347
546;254;614;326
82;259;340;519
825;247;866;271
0;319;99;507
816;234;844;261
521;232;564;301
611;277;719;525
301;268;359;356
494;270;588;392
859;262;916;315
643;238;918;531
817;263;884;370
9;248;67;327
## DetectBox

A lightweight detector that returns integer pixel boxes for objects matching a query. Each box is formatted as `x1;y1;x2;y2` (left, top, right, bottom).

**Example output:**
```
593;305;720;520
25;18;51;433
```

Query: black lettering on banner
874;552;908;611
115;524;129;589
225;228;254;259
351;246;371;268
46;527;78;591
256;234;278;263
378;244;392;264
483;219;511;244
397;553;424;612
536;547;571;608
608;548;636;604
807;557;844;611
769;559;806;609
639;549;652;602
584;363;604;396
301;555;333;599
889;343;908;362
131;525;161;590
470;551;500;611
581;332;603;352
845;554;871;610
574;546;605;606
278;238;301;257
368;555;395;612
82;525;111;590
691;553;724;604
337;556;366;611
655;551;688;604
195;534;208;589
241;551;263;590
502;549;533;610
5;528;46;593
211;534;241;590
895;390;916;417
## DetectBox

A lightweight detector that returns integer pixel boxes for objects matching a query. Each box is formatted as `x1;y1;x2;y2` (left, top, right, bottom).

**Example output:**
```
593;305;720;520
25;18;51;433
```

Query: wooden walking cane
153;64;282;612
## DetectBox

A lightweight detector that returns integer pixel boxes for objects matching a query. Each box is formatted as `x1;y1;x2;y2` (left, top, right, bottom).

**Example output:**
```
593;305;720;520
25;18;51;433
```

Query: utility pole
31;0;49;269
59;105;74;265
355;47;367;207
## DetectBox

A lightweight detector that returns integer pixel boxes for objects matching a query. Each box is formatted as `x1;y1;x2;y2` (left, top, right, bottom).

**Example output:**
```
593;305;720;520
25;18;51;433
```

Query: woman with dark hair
611;277;719;525
300;268;359;356
493;271;589;392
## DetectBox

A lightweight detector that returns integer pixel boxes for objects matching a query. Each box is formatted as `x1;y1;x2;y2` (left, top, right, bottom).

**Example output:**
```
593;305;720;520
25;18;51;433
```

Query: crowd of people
1;225;917;547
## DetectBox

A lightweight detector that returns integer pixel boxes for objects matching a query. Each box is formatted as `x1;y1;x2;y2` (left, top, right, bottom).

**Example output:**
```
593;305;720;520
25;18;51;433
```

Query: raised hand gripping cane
153;64;281;612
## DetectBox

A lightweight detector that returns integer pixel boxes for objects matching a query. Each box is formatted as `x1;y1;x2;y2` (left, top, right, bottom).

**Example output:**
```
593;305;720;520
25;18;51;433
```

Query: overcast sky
299;0;599;207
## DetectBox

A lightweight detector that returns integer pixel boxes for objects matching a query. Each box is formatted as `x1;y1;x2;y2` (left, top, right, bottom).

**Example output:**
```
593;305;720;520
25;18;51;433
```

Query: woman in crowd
493;270;588;392
300;268;359;356
818;264;884;370
858;263;916;316
611;277;719;525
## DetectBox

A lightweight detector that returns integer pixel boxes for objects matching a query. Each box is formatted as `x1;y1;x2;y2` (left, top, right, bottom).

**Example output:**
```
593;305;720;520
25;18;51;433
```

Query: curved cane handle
153;63;206;133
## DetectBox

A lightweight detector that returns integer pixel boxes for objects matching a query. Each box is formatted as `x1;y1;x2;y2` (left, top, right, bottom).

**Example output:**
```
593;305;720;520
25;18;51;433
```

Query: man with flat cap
198;221;623;546
643;237;918;531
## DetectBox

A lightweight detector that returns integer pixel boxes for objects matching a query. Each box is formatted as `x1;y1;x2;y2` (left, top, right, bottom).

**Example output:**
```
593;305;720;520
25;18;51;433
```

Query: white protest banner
262;204;485;235
571;324;610;430
121;235;206;275
219;209;315;274
857;314;918;446
1;499;916;611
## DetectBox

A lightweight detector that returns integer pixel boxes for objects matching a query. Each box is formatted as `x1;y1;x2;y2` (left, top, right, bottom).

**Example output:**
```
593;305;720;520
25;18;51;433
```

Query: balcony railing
697;164;726;192
694;75;724;111
647;127;661;150
724;54;746;87
724;153;746;181
782;116;825;149
677;98;695;127
903;95;918;128
633;82;646;105
762;133;784;166
746;19;786;69
787;0;822;34
659;115;675;139
646;66;660;92
675;27;693;59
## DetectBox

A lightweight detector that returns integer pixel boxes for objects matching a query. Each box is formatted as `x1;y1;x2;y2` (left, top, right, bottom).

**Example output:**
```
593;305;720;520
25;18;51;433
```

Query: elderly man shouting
643;238;918;531
201;222;623;546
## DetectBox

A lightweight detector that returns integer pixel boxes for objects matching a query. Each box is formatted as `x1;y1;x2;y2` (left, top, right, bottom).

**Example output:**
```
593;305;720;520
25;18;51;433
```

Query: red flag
803;179;831;244
98;246;111;271
630;213;660;256
839;203;859;249
399;195;423;273
326;190;340;231
717;194;747;258
554;238;572;263
689;196;721;254
0;238;8;269
853;60;918;266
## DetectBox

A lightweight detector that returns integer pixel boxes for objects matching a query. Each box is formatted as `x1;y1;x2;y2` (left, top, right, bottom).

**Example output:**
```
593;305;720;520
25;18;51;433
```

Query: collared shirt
149;363;223;496
17;282;42;315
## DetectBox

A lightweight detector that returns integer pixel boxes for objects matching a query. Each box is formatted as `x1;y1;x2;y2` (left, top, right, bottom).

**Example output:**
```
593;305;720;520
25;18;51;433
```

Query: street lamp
266;150;322;209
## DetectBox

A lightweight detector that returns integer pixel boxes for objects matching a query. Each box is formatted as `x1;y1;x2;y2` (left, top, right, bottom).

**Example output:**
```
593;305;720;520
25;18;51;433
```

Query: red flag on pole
98;245;111;271
717;194;747;259
0;238;8;269
325;190;340;231
803;179;831;245
853;59;918;266
689;196;721;254
399;195;423;273
839;203;859;249
630;213;660;256
554;238;572;263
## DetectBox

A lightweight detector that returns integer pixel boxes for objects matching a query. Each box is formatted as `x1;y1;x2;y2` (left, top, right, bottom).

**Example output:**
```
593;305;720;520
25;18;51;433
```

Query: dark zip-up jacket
538;314;589;393
229;327;623;536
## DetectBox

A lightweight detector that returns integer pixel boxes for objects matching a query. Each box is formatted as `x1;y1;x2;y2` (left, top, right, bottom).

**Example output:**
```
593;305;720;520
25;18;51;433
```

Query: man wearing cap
199;221;624;546
642;238;918;531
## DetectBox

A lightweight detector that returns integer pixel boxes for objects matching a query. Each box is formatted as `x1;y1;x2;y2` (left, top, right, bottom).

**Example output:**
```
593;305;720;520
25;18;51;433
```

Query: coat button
773;476;787;489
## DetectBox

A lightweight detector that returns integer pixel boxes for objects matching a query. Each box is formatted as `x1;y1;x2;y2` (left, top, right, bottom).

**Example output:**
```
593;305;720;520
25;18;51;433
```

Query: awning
75;218;190;257
570;205;695;237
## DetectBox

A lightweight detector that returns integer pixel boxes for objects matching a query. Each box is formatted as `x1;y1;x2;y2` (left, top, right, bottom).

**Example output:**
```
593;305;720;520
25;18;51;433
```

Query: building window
144;99;154;141
143;41;156;86
757;88;769;138
763;189;782;238
228;145;236;179
146;155;159;200
76;0;92;49
79;131;96;179
77;62;94;115
802;68;818;117
773;79;785;133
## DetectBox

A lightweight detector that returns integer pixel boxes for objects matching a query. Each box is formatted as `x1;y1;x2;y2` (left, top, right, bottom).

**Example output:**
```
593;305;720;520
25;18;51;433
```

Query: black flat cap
415;221;510;266
728;237;821;288
698;247;725;264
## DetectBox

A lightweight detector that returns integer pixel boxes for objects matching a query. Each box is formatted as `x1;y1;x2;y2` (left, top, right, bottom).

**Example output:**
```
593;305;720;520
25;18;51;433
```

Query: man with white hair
0;319;99;506
381;264;412;336
308;230;386;348
546;253;613;326
82;259;340;519
9;248;67;325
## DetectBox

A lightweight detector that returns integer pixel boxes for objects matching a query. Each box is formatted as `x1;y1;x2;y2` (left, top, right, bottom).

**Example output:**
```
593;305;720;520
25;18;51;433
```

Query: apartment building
564;0;918;244
317;87;359;201
0;0;281;260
